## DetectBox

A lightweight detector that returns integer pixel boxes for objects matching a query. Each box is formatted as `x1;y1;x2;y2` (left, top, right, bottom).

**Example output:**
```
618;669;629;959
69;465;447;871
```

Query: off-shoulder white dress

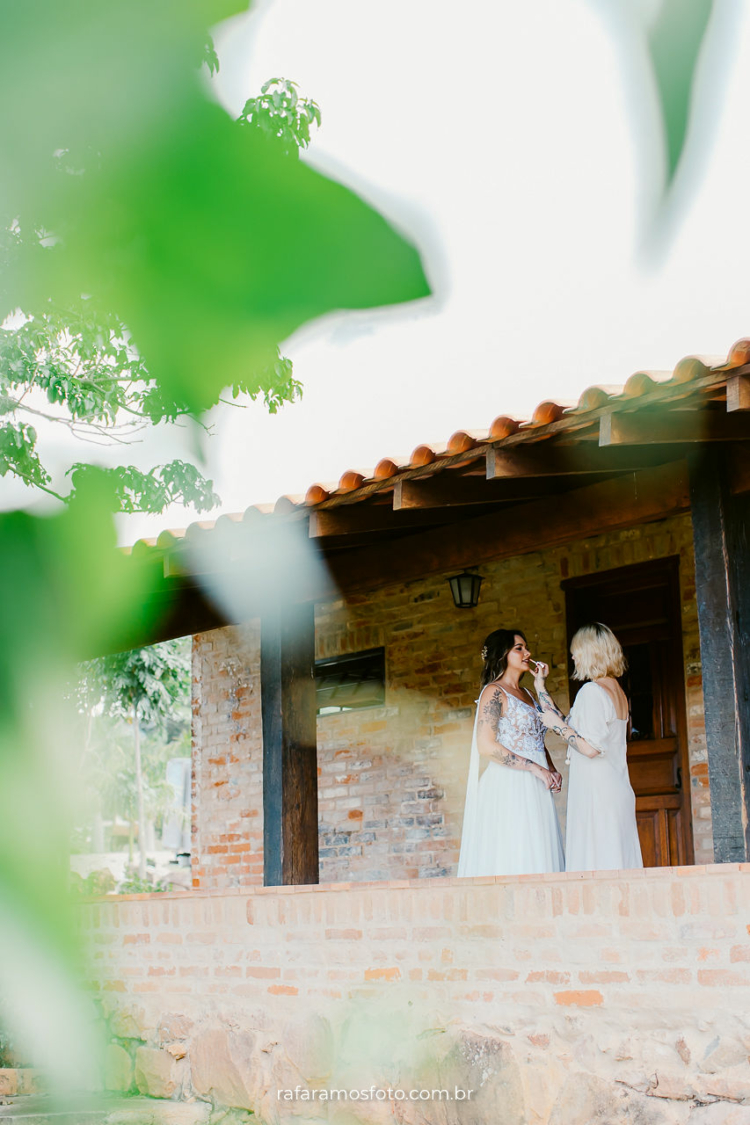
565;681;643;872
458;686;564;877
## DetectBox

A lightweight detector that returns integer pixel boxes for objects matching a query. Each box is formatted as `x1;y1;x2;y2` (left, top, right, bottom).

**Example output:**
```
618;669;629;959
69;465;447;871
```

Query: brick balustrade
81;865;750;1122
83;865;750;1012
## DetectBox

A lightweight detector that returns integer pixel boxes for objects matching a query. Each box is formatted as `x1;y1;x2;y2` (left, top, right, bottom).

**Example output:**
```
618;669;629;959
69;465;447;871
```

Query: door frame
561;556;695;866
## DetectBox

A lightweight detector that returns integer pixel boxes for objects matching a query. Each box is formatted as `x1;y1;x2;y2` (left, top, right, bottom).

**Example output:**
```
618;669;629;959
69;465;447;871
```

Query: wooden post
260;601;318;885
689;448;750;862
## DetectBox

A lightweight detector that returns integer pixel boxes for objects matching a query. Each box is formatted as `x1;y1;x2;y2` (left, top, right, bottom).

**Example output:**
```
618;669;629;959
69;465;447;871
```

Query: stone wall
191;512;712;888
85;865;750;1123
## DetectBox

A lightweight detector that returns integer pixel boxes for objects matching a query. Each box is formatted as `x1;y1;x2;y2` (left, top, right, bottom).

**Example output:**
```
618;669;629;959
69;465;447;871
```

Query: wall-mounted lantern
447;569;483;609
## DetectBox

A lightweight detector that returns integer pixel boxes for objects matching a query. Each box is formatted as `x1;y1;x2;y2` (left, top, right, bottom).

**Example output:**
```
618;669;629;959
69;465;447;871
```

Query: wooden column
260;601;318;885
689;448;750;862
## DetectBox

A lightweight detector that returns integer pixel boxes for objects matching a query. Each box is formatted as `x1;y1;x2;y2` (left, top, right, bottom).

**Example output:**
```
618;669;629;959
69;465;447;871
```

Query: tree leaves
81;640;190;729
0;1;429;419
67;460;220;514
239;77;322;156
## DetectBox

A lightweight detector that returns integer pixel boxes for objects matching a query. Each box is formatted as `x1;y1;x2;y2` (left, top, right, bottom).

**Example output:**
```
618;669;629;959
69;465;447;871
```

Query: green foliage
80;638;190;733
0;0;427;1085
0;2;426;517
239;78;322;156
67;461;220;515
75;638;191;839
117;870;169;895
0;75;316;512
646;0;714;188
69;869;116;897
0;1026;18;1068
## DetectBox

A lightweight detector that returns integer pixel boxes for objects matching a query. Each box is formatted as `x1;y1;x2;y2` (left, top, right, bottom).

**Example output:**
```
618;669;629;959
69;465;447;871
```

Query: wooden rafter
727;373;750;412
309;504;447;537
326;460;691;594
485;443;688;479
392;475;559;509
599;410;750;447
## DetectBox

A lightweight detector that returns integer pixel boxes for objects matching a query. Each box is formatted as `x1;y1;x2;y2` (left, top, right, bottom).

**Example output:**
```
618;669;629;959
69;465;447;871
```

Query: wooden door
562;558;694;867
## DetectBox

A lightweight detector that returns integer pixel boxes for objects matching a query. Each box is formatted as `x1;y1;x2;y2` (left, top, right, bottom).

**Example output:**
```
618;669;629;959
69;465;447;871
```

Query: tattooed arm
538;712;601;758
529;661;564;718
531;663;601;759
476;685;558;789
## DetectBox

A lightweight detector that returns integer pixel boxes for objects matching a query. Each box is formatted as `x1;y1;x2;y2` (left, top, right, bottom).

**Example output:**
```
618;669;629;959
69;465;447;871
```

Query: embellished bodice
495;689;548;767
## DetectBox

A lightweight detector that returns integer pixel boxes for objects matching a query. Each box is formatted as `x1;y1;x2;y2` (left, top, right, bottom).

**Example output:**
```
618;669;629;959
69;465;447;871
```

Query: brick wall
191;512;712;888
191;624;263;890
84;865;750;1122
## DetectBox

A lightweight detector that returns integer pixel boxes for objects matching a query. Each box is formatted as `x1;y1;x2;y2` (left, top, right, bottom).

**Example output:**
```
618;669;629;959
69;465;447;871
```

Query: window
315;648;385;715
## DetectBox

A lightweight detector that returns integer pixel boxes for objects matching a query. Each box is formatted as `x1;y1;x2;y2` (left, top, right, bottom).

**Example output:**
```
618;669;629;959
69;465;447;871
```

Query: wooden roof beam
392;476;557;510
309;504;446;538
599;411;750;446
727;373;750;412
485;444;687;479
327;461;691;595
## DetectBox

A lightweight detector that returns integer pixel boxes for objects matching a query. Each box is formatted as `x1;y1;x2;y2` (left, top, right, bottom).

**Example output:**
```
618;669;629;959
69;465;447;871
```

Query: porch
123;339;750;886
81;342;750;1123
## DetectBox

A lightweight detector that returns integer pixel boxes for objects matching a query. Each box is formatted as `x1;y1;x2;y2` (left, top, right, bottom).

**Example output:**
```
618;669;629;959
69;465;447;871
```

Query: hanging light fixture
447;569;483;609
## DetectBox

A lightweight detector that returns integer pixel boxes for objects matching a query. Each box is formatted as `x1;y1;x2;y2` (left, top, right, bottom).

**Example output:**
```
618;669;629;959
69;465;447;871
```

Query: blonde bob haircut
570;622;626;681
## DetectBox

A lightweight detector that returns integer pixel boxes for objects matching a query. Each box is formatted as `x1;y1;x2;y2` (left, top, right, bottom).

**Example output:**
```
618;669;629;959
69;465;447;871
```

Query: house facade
88;339;750;1122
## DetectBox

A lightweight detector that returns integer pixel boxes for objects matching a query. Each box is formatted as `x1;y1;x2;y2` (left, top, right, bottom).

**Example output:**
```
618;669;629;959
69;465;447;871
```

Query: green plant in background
68;870;116;897
116;871;169;895
78;640;191;880
238;77;322;155
0;70;316;511
73;637;191;867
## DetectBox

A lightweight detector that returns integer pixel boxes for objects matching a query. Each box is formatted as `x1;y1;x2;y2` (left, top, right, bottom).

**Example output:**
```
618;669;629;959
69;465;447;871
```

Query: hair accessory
481;645;488;660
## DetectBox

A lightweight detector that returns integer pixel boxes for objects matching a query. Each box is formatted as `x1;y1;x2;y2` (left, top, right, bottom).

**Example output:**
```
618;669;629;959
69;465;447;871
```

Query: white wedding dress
458;685;564;877
565;682;643;872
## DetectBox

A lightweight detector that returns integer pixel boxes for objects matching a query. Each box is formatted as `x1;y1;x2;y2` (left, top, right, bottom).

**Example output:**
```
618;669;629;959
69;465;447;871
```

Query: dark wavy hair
480;628;527;689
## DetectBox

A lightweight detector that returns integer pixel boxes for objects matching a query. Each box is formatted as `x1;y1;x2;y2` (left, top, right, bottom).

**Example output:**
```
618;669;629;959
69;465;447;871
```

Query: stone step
0;1096;211;1125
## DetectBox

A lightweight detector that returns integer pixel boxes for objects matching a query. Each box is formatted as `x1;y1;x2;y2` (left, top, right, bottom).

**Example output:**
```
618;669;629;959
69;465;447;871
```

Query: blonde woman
532;623;643;872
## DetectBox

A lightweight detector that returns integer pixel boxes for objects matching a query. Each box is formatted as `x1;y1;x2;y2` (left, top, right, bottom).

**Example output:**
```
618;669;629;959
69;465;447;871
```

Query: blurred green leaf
0;1;429;418
0;478;156;1077
0;0;429;1083
646;0;714;188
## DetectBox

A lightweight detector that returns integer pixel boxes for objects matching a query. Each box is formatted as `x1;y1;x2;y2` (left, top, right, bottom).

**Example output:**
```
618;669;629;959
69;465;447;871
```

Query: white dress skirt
565;681;643;872
458;687;565;877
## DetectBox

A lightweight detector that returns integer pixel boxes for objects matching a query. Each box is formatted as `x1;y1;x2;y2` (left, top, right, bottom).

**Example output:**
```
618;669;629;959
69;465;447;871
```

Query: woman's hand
531;660;549;691
549;769;563;793
533;764;558;791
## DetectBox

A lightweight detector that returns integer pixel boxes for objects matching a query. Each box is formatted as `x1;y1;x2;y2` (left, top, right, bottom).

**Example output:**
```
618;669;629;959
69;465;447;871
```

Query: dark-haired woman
458;630;564;877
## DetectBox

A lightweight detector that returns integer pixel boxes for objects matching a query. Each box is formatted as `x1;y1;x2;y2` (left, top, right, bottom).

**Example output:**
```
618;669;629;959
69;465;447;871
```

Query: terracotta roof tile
489;416;521;440
137;337;750;552
446;429;490;454
729;339;750;367
373;457;401;479
338;470;366;492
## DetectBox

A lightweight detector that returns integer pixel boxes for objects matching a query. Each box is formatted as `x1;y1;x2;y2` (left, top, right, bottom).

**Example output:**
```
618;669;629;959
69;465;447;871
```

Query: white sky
4;1;749;543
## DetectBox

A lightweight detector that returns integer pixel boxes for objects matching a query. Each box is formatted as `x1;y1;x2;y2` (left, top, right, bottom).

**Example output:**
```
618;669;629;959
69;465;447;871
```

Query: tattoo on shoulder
481;688;504;726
